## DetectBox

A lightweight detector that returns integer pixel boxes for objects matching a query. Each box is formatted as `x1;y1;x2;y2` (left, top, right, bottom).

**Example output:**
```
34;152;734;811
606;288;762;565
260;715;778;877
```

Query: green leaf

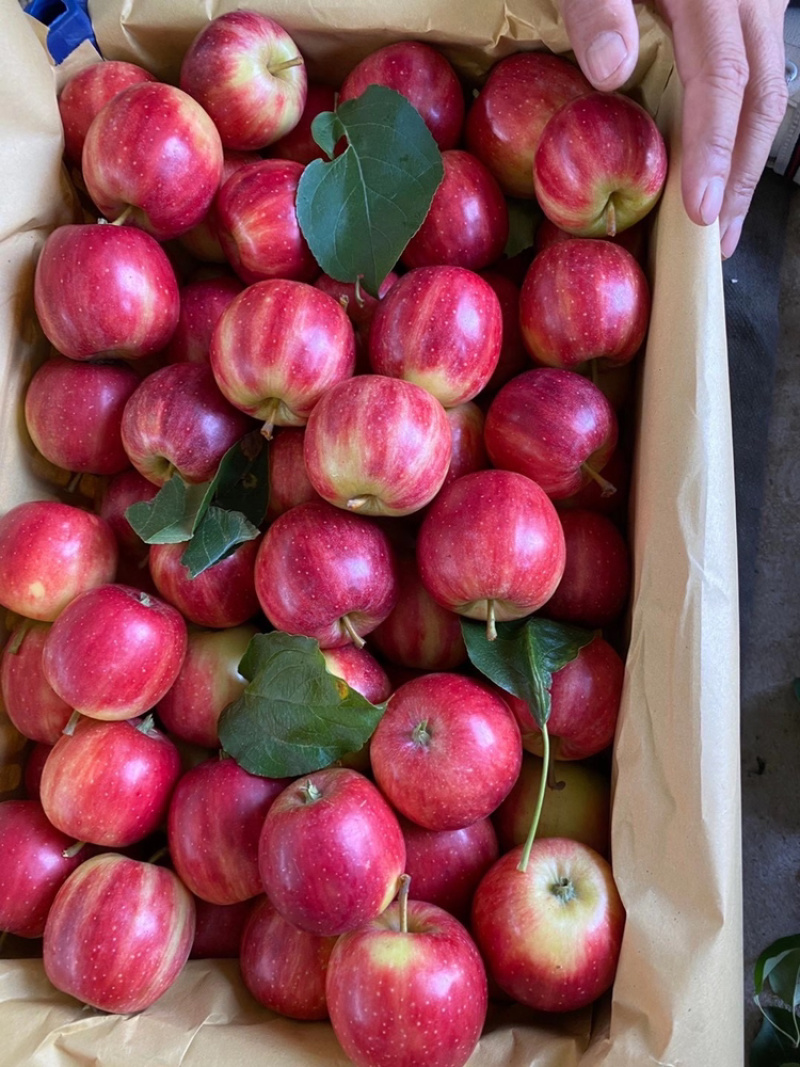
756;936;800;1010
296;85;444;297
206;431;269;527
751;1008;800;1066
218;632;387;778
125;477;212;544
504;198;542;259
180;506;260;578
461;617;597;729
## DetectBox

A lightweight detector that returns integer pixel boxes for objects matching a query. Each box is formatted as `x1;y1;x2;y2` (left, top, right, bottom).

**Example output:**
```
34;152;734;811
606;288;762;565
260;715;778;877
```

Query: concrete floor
736;176;800;1045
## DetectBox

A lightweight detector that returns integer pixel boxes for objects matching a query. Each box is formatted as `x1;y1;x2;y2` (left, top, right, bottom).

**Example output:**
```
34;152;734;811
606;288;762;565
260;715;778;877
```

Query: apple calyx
397;872;411;933
300;779;323;804
135;712;158;736
269;54;304;76
340;614;366;649
550;875;577;905
517;719;550;874
61;840;86;860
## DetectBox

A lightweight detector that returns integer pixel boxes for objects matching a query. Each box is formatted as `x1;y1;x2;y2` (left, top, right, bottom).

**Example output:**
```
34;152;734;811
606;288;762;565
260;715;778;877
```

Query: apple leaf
218;632;387;778
179;506;260;578
504;198;542;259
460;617;596;729
296;85;444;297
753;935;800;1057
126;476;211;544
206;430;269;526
751;1009;800;1066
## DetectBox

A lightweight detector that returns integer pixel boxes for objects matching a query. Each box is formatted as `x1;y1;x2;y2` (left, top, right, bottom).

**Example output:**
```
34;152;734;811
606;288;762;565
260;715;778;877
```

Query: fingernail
699;178;725;226
720;215;744;260
585;31;628;84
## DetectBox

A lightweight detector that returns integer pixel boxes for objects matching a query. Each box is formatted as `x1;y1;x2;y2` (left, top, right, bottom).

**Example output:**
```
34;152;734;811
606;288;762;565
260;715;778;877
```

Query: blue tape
26;0;99;64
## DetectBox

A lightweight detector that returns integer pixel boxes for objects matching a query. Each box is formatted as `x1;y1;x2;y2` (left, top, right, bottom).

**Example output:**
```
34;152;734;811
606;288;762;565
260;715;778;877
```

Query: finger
719;7;788;258
663;0;749;228
559;0;640;90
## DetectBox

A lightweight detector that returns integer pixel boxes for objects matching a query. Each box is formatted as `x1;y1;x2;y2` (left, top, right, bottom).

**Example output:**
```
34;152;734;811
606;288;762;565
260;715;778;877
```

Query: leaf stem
397;873;410;934
580;462;617;497
518;720;550;874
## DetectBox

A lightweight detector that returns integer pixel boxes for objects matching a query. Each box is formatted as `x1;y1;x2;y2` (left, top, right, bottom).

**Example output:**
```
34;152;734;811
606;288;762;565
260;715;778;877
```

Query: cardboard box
0;1;743;1063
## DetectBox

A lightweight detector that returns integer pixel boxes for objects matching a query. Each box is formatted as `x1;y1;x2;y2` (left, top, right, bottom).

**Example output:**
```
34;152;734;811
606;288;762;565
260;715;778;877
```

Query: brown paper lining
0;0;742;1063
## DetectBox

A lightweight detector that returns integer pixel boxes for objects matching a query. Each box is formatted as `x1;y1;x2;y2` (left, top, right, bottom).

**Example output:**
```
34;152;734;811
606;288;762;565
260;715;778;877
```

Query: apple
417;469;566;639
178;150;262;262
58;59;156;166
40;715;181;847
465;52;591;197
370;553;467;672
180;10;307;151
0;799;87;937
370;672;521;831
303;375;452;517
479;270;529;391
165;274;244;364
33;222;179;361
121;362;254;485
254;500;399;649
269;81;337;164
368;266;503;407
400;815;499;922
157;624;258;749
339;41;465;150
258;767;406;936
168;756;289;905
1;621;72;744
557;443;630;519
534;215;646;262
545;509;631;627
148;536;261;629
23;742;51;801
240;895;338;1019
190;897;256;959
520;239;650;370
401;150;509;271
25;355;140;477
0;501;117;622
210;278;356;436
326;887;488;1067
533;91;668;237
471;839;625;1012
492;753;611;856
82;81;224;241
42;583;188;721
266;428;320;520
43;853;195;1014
97;468;159;558
441;401;489;490
484;367;619;498
216;159;318;284
314;270;399;329
321;645;392;705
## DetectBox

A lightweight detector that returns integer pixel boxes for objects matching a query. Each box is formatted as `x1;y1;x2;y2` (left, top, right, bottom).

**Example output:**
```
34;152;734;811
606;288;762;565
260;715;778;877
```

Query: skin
559;0;790;257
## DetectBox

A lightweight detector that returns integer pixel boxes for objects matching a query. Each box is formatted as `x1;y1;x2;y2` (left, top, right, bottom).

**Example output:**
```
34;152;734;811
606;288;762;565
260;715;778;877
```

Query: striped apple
58;60;156;166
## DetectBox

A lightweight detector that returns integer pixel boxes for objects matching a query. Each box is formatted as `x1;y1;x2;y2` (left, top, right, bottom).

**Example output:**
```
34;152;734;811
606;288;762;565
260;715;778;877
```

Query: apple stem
605;199;617;238
397;873;411;933
354;276;366;308
7;618;32;656
341;614;366;649
147;845;170;866
486;599;498;642
580;462;617;497
300;779;322;804
66;471;82;494
260;399;280;440
517;720;550;874
63;710;82;736
346;495;370;512
270;54;304;74
110;204;134;227
62;840;86;859
546;758;565;791
136;712;156;735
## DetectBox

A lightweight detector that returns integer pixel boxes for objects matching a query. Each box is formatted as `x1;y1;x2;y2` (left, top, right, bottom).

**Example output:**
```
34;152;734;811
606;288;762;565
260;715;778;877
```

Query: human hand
559;0;790;257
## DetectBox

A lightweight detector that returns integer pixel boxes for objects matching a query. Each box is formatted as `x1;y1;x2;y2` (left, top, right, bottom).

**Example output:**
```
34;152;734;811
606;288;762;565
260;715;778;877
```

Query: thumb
559;0;641;90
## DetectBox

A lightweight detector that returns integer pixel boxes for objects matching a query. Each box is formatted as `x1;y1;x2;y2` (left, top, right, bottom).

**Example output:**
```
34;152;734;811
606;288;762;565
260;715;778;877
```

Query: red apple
121;362;254;485
97;468;159;558
210;278;356;435
240;895;337;1019
535;215;646;262
441;401;489;489
339;41;464;150
520;239;650;370
533;91;667;237
465;52;591;197
258;767;406;936
400;815;499;922
471;839;625;1012
40;715;181;847
165;274;244;364
401;150;509;271
58;59;157;165
314;270;399;329
417;470;566;638
157;624;258;749
25;356;140;477
0;799;87;937
254;500;399;649
371;672;521;831
180;10;307;151
43;853;195;1013
545;510;631;627
0;501;117;622
326;891;488;1067
168;756;289;905
266;428;320;520
1;621;72;744
190;897;256;959
480;270;529;391
42;583;188;721
269;81;336;164
303;375;452;517
82;81;224;240
485;367;619;499
320;645;392;705
34;223;179;361
178;150;261;262
493;753;611;855
216;159;318;283
369;266;502;407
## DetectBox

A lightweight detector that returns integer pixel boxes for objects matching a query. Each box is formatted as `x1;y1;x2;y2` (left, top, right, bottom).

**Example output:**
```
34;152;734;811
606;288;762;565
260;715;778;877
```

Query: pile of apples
0;9;668;1067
